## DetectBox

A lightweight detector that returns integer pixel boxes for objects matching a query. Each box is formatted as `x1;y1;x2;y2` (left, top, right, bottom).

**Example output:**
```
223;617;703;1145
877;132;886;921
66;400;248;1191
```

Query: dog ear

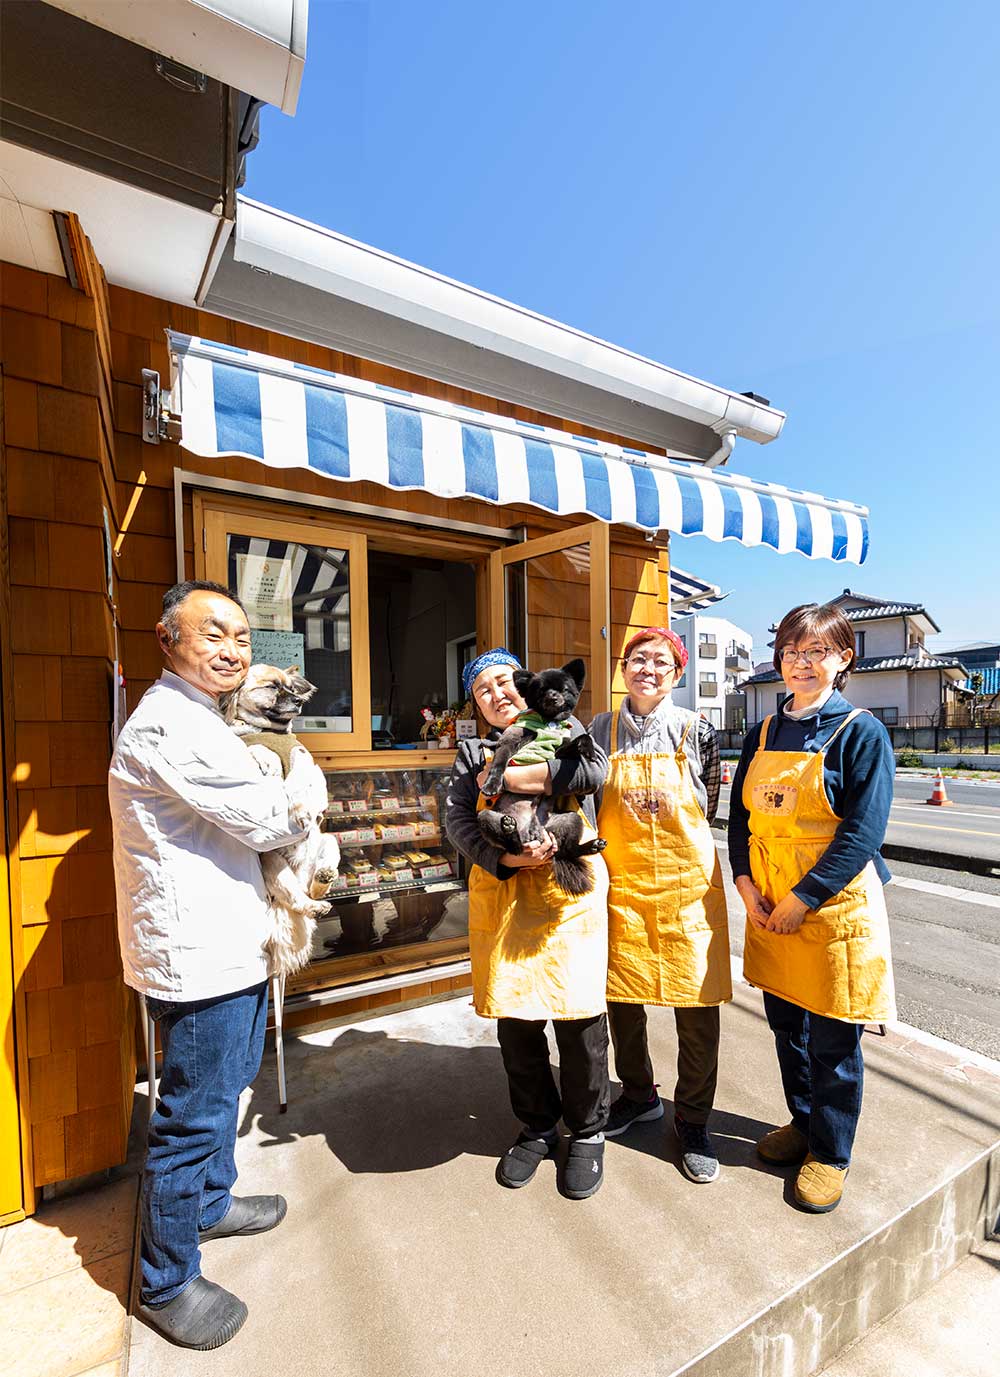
512;669;534;693
286;671;317;702
562;659;586;691
218;685;241;724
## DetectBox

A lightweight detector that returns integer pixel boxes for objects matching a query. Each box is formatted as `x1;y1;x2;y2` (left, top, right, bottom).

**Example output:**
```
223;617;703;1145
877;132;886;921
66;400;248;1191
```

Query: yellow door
489;521;611;719
0;830;24;1222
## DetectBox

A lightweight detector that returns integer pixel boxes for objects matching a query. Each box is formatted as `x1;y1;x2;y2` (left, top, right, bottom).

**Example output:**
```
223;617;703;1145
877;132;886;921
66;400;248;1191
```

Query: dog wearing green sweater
478;660;606;895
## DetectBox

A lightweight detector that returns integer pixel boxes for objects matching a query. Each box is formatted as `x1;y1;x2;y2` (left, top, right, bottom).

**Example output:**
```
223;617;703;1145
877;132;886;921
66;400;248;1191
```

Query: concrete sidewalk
126;983;1000;1377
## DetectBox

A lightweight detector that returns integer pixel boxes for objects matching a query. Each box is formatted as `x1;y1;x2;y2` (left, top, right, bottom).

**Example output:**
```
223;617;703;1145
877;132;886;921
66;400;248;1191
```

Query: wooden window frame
200;504;373;752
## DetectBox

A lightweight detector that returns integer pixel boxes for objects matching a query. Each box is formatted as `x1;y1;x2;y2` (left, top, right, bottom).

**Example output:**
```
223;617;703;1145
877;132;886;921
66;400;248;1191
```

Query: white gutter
234;198;787;449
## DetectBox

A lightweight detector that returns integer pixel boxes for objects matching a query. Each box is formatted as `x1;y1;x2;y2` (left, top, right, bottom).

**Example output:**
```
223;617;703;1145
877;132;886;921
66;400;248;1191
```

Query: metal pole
273;974;288;1113
140;994;157;1121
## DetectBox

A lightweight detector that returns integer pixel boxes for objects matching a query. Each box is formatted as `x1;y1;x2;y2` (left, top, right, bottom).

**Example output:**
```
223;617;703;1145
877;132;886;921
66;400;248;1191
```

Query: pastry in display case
310;764;468;961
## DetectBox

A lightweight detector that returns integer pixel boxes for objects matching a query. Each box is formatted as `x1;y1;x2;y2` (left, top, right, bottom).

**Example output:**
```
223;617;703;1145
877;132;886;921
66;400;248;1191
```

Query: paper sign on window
236;553;294;630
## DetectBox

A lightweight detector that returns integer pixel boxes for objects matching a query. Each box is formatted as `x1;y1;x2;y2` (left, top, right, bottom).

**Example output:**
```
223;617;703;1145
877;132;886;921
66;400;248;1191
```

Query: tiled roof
842;603;925;621
741;653;969;685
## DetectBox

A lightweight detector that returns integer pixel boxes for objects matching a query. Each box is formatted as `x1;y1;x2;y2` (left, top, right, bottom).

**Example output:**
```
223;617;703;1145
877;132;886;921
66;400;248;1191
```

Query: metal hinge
141;369;182;445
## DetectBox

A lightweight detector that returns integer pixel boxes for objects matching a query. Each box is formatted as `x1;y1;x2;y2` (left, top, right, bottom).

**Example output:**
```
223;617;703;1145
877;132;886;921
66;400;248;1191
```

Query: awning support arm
141;369;182;445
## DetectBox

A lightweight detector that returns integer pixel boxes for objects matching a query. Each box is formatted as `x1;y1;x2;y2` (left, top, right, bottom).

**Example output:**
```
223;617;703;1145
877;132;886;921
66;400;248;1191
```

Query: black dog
477;659;607;896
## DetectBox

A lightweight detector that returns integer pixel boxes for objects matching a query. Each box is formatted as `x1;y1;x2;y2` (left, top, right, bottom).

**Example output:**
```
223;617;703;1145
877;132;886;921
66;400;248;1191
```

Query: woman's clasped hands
735;876;808;935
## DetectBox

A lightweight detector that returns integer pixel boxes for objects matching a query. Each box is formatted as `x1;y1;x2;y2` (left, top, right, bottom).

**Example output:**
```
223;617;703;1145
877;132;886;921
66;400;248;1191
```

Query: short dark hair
772;603;856;690
160;580;247;643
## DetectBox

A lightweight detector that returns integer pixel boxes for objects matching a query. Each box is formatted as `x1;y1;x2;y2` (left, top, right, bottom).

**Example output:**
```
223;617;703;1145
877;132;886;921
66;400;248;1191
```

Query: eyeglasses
779;646;838;665
624;655;678;674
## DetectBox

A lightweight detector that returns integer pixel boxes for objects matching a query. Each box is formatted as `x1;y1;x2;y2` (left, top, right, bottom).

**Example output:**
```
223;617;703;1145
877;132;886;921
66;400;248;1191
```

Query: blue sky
245;1;999;656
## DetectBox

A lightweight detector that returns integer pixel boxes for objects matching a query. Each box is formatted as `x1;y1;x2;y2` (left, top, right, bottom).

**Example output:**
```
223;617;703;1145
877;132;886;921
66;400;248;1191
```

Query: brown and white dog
220;664;340;975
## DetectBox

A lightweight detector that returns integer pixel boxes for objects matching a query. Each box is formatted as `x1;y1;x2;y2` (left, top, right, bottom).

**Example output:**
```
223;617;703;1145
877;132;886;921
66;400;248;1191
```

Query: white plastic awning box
42;0;308;114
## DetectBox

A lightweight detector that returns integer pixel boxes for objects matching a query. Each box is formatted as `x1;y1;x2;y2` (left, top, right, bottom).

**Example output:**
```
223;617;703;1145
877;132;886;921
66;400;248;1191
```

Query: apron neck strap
757;714;774;751
610;708;620;751
677;718;694;753
819;707;869;755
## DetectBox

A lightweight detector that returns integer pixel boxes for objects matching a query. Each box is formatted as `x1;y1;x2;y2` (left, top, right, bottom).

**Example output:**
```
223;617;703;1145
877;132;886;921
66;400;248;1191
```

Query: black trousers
607;1001;720;1125
496;1014;610;1138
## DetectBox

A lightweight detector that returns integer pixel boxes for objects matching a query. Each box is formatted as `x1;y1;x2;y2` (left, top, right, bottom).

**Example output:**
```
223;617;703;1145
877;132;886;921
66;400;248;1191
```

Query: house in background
672;612;753;729
740;590;969;726
946;641;1000;671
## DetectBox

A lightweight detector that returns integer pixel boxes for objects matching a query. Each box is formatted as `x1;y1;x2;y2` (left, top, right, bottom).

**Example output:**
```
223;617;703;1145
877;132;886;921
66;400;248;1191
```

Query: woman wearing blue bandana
445;649;612;1199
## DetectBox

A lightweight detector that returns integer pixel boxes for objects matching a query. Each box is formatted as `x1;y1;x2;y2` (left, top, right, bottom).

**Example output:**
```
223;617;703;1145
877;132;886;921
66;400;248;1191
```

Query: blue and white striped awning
169;333;870;564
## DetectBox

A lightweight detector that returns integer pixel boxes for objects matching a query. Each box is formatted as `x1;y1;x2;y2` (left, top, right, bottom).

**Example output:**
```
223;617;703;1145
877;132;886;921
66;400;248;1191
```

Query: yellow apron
742;710;896;1023
469;764;609;1021
600;712;732;1008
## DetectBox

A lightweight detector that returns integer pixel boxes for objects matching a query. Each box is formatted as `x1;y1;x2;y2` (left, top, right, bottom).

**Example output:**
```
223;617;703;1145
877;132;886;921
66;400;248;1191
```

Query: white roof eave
234;197;787;447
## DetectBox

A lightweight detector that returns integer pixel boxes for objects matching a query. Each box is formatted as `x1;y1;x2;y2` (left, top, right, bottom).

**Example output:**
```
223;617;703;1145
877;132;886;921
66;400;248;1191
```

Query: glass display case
304;762;468;972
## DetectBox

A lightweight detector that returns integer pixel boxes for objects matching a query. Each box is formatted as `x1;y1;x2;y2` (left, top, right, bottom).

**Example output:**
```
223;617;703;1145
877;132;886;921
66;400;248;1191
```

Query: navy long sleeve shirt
727;689;894;908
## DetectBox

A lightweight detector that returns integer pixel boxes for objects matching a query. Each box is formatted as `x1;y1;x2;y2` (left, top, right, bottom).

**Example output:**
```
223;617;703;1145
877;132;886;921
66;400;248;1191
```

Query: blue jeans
141;982;268;1305
763;992;864;1169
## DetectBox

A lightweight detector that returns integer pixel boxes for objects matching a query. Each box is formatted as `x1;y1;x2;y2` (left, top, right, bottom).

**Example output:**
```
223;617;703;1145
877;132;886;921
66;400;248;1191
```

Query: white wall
672;612;753;725
853;619;907;658
840;671;910;719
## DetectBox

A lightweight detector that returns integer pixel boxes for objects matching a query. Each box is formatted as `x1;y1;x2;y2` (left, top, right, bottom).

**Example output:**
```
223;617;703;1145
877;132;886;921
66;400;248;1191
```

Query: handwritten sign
250;629;305;669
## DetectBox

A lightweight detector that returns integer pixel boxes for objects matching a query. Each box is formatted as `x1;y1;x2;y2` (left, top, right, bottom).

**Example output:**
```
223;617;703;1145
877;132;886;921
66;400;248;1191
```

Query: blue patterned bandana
462;648;523;699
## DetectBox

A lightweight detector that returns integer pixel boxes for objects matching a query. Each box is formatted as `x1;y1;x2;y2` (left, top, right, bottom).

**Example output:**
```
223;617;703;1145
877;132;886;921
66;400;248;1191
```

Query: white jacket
109;671;309;1001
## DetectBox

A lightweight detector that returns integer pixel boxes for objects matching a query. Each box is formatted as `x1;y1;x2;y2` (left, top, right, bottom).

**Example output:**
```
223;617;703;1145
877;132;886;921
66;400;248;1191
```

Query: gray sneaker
674;1115;720;1183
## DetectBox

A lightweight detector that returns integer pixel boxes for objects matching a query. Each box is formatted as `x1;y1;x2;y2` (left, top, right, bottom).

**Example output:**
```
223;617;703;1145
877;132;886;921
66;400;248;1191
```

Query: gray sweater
590;699;720;823
444;717;608;881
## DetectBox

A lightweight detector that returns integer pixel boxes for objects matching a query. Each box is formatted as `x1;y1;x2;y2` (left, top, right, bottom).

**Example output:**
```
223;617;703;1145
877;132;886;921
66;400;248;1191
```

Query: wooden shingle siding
2;226;134;1199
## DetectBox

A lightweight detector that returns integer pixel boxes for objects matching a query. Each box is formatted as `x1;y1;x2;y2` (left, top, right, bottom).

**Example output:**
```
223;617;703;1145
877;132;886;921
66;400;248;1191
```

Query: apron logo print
622;789;674;821
752;782;799;815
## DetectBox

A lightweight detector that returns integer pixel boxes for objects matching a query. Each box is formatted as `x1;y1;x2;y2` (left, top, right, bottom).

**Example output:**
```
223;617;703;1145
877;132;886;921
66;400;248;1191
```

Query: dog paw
500;814;518;835
290;802;315;831
574;733;596;761
313;866;338;886
592;837;608;851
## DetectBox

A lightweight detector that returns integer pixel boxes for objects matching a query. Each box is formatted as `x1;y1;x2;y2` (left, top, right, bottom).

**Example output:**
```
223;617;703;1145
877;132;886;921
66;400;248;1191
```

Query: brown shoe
794;1154;848;1213
757;1123;809;1165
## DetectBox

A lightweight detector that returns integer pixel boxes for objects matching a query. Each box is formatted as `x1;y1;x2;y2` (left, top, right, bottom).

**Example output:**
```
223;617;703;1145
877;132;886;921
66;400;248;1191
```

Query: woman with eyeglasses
728;603;895;1214
590;627;731;1186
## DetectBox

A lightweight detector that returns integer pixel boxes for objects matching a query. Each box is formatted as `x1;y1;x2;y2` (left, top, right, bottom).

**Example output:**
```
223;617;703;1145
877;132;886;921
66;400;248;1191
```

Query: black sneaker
496;1132;556;1189
605;1091;664;1138
561;1137;605;1200
674;1115;720;1183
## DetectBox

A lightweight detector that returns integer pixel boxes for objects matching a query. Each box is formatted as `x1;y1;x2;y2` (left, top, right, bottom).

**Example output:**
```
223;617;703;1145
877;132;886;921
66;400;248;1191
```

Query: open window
489;521;611;721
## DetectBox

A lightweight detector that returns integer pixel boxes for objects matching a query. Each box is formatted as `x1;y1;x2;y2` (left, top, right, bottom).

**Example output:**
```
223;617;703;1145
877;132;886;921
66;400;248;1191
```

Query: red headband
621;626;688;671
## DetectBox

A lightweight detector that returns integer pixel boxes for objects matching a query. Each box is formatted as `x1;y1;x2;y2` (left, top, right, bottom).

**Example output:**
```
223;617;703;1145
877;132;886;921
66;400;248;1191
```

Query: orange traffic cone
721;761;732;785
925;768;953;806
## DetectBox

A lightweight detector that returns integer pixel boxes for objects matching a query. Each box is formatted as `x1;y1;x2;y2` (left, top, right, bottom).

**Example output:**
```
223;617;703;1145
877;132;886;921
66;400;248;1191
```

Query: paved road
716;844;1000;1061
719;774;1000;868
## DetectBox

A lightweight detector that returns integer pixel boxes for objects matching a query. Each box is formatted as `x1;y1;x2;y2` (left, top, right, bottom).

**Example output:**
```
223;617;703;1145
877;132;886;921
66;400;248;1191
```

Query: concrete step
817;1238;1000;1377
127;985;1000;1377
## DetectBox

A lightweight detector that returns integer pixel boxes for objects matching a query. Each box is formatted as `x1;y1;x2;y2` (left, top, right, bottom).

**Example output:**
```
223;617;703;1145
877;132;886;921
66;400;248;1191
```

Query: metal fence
716;723;995;756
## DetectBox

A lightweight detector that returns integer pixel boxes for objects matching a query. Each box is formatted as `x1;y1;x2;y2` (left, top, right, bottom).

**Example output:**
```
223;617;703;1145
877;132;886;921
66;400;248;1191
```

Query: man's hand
501;831;556;869
735;875;773;930
765;893;809;935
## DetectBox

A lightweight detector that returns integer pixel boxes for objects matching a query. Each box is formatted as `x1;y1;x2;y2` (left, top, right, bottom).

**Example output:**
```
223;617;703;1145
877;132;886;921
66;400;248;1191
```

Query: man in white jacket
109;580;316;1351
